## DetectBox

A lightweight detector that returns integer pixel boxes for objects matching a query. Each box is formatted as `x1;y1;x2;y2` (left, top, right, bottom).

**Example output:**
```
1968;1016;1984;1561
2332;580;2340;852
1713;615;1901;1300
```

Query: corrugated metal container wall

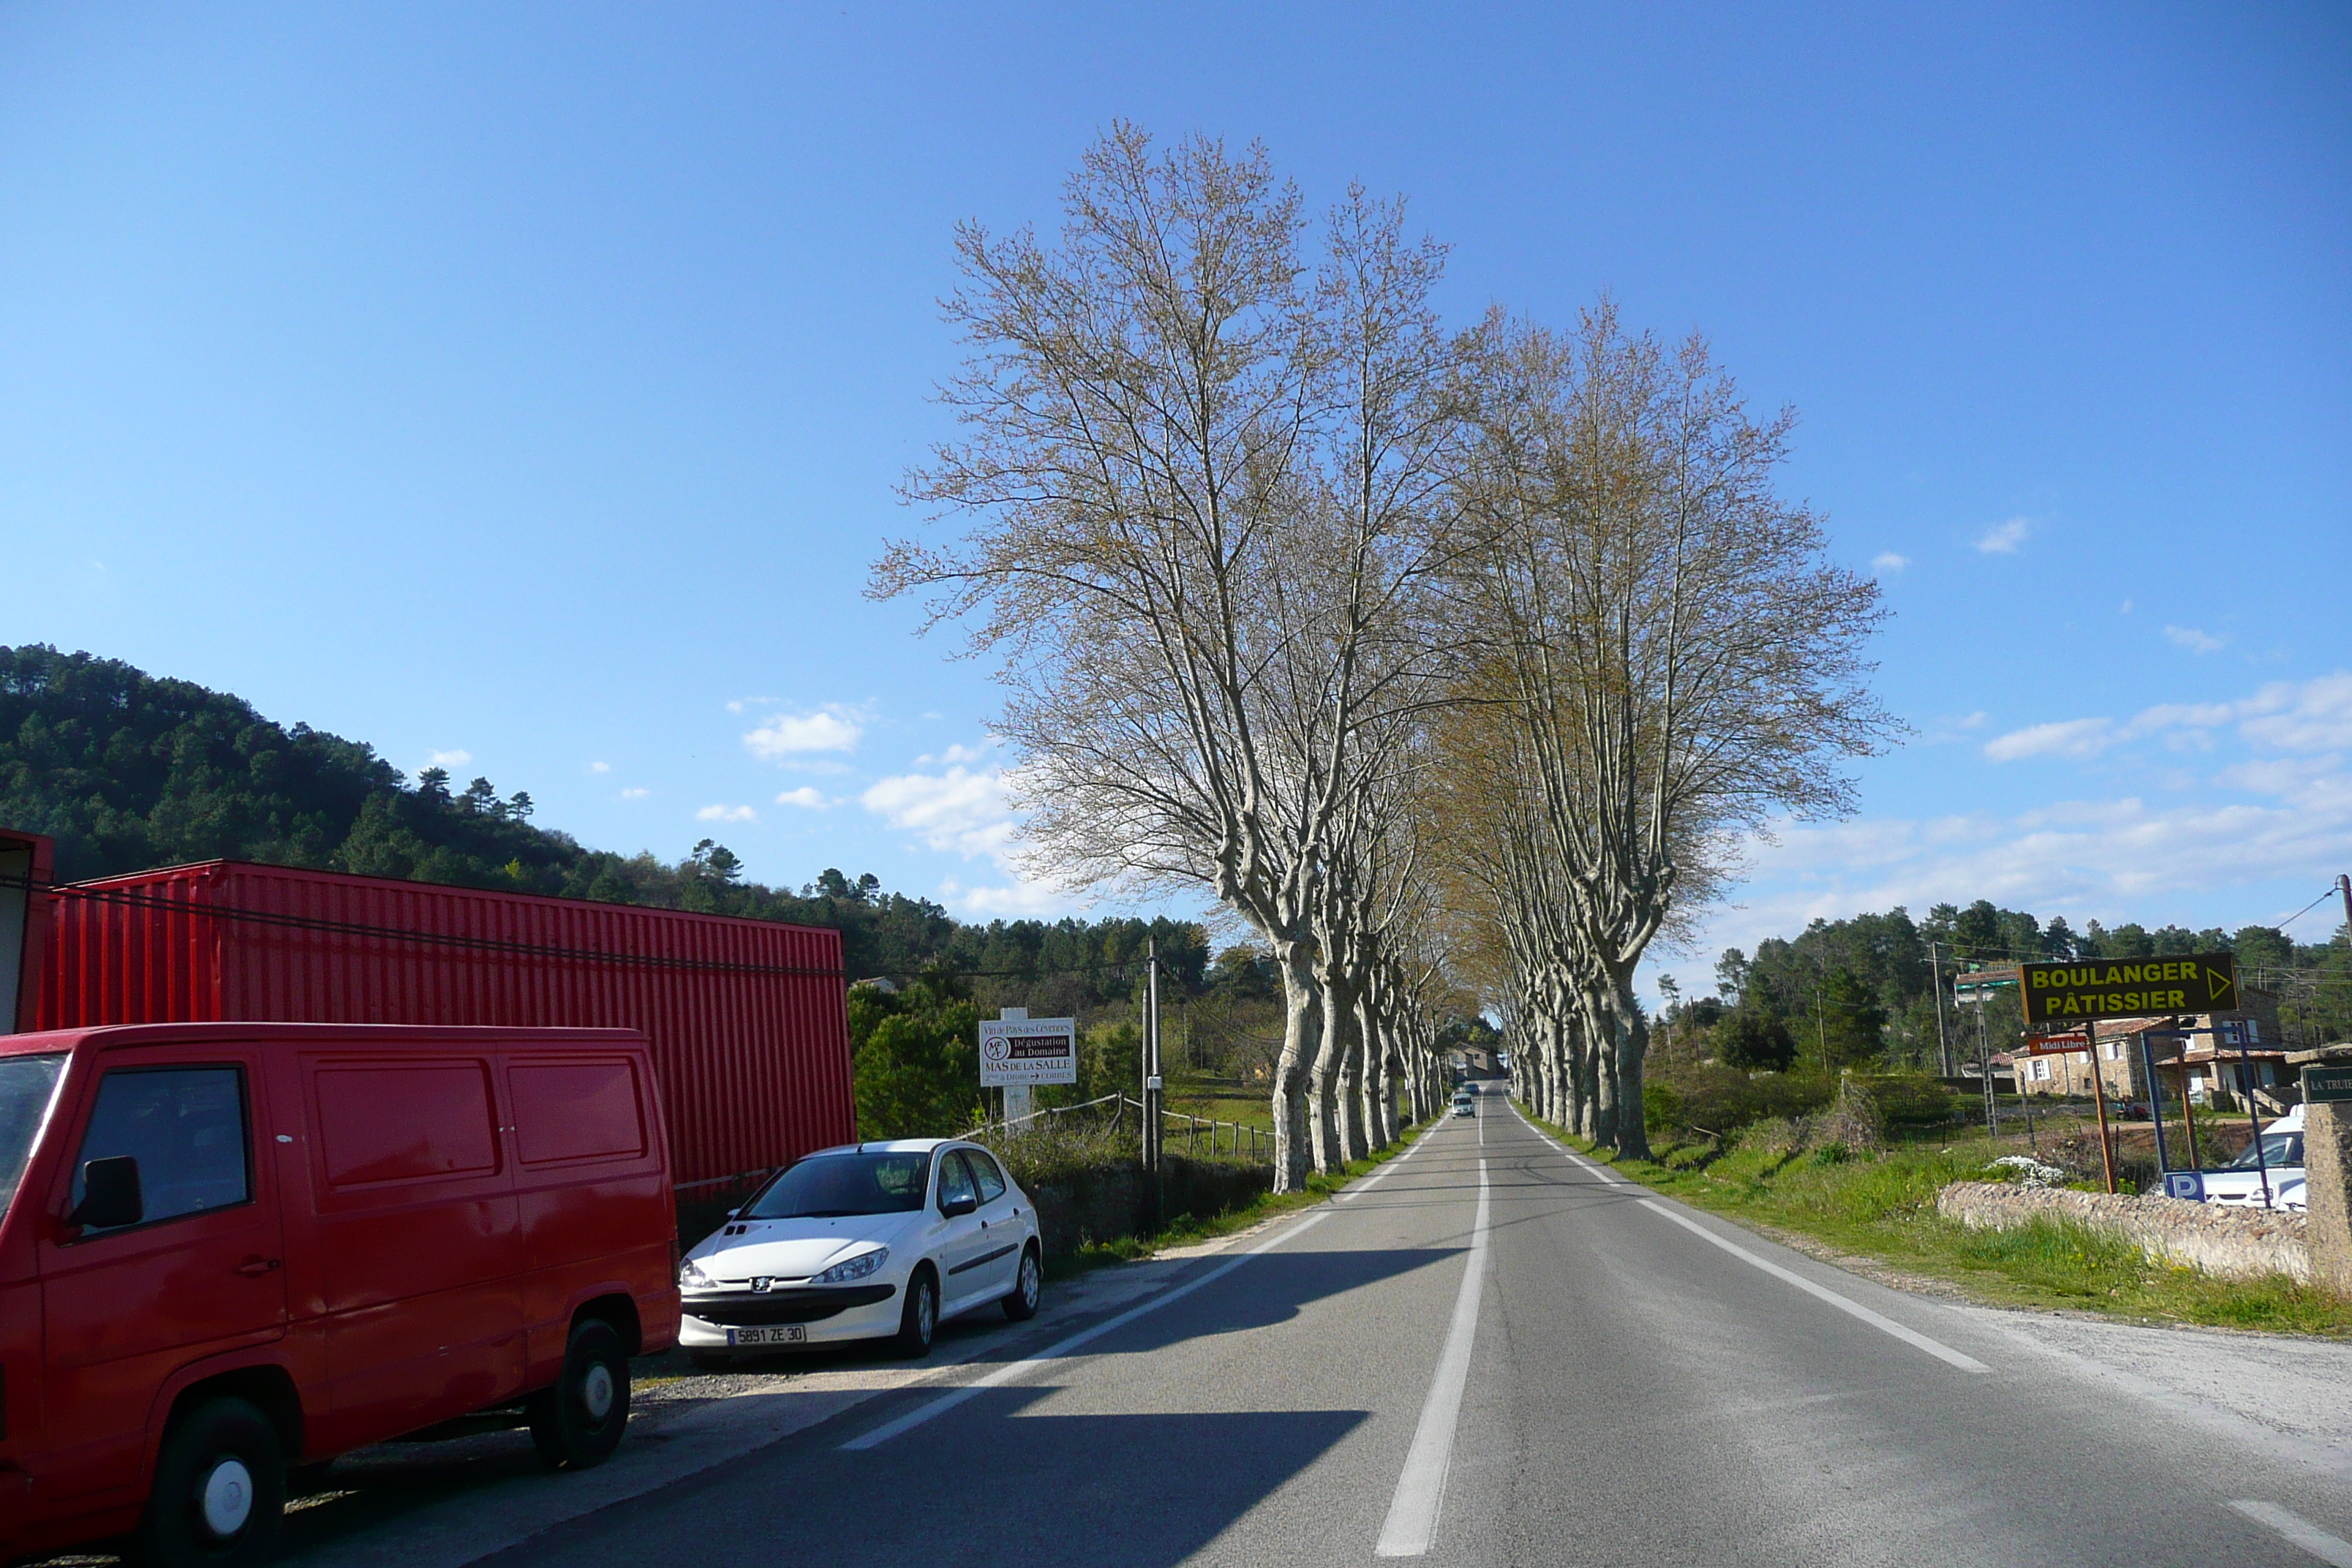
37;861;854;1186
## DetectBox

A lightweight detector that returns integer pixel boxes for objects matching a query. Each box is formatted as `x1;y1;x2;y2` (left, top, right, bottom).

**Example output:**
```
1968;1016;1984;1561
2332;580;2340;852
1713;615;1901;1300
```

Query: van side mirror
940;1195;978;1219
72;1156;144;1231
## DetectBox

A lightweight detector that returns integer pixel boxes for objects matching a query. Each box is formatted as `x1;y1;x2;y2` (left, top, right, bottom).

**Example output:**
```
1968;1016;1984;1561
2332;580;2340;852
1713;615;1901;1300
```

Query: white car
1450;1091;1477;1117
2200;1105;2306;1211
677;1138;1043;1365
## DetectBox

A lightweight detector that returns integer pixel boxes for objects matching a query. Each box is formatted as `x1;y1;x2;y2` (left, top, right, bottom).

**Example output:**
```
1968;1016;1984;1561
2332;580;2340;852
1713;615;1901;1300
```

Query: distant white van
2200;1104;2304;1212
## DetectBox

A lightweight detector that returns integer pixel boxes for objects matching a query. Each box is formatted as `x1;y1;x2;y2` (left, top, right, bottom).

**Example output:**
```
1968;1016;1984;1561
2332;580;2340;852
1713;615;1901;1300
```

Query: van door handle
235;1257;282;1278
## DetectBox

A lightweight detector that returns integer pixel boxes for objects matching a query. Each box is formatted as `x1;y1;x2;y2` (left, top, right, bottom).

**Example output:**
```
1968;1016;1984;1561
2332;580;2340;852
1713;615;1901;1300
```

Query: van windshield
744;1151;932;1219
0;1054;67;1215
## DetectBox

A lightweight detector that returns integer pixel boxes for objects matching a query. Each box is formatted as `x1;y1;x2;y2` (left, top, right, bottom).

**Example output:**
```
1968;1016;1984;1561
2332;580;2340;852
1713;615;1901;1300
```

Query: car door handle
235;1256;282;1277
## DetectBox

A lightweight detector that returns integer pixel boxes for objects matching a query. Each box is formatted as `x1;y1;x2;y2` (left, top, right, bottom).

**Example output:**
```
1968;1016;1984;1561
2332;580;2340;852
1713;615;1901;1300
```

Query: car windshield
2226;1132;2303;1169
0;1054;66;1217
744;1150;933;1219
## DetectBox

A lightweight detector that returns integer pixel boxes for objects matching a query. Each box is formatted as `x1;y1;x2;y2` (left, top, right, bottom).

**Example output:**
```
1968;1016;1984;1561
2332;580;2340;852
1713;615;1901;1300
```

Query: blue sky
4;4;2348;979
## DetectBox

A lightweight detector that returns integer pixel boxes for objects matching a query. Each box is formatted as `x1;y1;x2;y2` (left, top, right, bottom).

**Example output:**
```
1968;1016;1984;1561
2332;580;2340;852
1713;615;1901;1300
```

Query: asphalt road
460;1097;2352;1567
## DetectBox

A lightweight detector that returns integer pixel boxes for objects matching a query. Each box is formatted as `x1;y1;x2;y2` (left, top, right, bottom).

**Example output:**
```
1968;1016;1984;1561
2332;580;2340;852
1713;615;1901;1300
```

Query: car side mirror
72;1156;143;1232
940;1195;978;1219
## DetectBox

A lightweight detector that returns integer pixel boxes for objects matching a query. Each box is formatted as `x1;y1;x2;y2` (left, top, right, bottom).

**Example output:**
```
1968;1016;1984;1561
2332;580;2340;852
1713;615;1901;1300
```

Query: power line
2272;885;2342;932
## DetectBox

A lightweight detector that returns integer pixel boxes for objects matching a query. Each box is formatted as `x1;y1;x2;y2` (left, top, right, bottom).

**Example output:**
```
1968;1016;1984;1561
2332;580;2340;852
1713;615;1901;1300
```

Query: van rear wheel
527;1319;630;1470
136;1396;284;1568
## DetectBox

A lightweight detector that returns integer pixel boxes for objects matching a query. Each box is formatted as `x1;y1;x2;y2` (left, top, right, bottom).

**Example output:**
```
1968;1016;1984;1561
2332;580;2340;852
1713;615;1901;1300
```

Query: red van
0;1022;681;1566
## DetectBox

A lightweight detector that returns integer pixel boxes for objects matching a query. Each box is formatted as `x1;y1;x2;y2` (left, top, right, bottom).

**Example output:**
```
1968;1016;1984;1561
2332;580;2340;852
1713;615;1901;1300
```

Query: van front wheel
137;1396;285;1568
527;1319;631;1470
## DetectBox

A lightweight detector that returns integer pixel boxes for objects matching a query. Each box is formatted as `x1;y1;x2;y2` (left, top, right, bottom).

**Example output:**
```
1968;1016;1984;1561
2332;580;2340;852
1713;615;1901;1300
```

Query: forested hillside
0;644;1210;993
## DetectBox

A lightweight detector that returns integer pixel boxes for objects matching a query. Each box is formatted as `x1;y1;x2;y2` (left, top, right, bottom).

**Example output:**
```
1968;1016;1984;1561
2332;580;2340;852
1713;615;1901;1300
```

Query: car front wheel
1002;1245;1042;1321
137;1396;285;1568
894;1267;938;1357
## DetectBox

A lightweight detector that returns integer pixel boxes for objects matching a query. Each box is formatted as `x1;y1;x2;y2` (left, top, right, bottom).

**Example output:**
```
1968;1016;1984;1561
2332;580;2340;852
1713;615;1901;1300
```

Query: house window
2029;1058;2051;1082
2100;1040;2122;1060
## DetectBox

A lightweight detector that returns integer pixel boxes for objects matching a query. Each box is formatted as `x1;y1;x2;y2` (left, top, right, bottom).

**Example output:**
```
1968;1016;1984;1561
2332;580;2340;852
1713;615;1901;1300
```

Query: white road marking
1505;1102;1624;1184
840;1209;1333;1450
1504;1101;1986;1373
1637;1200;1989;1373
1376;1155;1492;1557
2230;1501;2352;1566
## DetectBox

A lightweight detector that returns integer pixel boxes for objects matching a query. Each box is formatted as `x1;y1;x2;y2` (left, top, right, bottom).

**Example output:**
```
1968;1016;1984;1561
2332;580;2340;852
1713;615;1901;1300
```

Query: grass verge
1515;1104;2351;1338
1042;1119;1433;1281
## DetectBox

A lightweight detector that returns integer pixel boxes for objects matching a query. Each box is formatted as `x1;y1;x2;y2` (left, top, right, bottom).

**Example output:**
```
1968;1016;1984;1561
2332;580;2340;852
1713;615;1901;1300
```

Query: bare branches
872;131;1896;1176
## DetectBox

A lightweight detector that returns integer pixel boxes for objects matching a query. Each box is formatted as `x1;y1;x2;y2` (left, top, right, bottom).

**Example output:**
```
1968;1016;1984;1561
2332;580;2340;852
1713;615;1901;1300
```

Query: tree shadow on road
510;1386;1373;1568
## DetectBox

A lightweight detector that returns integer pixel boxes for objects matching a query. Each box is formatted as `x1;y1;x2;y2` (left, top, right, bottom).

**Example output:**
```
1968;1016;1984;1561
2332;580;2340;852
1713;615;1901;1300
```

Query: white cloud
1871;552;1909;573
914;741;993;767
1660;670;2352;969
743;705;864;758
2237;674;2352;752
1984;717;2114;762
696;804;758;823
425;749;472;769
938;875;1080;919
588;761;610;774
619;788;650;801
2163;624;2226;654
1974;516;2031;554
1979;674;2352;767
2119;599;2134;615
774;787;833;810
860;764;1015;860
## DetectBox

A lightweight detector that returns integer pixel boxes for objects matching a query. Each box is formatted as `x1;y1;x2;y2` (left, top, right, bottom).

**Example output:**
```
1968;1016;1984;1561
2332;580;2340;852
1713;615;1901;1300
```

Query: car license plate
727;1325;807;1346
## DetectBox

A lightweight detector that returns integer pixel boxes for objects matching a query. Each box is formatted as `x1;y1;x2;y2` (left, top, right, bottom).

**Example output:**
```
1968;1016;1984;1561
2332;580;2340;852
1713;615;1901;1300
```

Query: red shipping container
35;860;854;1188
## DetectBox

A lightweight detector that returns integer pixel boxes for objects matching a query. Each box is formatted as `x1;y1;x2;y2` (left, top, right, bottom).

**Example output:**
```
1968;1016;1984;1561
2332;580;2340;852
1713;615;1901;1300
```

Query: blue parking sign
2163;1170;2205;1202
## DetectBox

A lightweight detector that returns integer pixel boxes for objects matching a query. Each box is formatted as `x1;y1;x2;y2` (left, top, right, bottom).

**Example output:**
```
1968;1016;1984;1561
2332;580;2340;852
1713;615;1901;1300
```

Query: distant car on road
677;1139;1042;1366
2200;1105;2306;1211
1450;1090;1477;1117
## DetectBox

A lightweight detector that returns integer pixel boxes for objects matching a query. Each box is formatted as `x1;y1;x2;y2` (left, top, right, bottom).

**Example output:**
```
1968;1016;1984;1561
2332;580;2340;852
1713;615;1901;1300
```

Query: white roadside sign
979;1016;1078;1086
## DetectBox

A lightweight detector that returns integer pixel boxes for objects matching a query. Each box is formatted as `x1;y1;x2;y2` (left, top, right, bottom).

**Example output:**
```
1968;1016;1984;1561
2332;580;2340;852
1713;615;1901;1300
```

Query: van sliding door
304;1054;524;1449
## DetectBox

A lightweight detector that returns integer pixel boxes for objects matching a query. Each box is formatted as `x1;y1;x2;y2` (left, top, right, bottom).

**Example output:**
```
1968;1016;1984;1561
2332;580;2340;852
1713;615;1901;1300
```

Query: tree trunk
1272;941;1322;1193
1308;963;1356;1175
1606;966;1653;1159
1337;985;1370;1163
1360;990;1392;1151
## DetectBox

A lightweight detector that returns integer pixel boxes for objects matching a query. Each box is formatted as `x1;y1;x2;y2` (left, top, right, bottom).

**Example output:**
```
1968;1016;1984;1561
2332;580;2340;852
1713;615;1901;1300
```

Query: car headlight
813;1247;887;1286
679;1256;715;1290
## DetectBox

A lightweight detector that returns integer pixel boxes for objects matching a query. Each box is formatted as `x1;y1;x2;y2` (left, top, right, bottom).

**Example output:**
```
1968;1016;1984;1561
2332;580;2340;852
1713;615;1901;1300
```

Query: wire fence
963;1092;1273;1164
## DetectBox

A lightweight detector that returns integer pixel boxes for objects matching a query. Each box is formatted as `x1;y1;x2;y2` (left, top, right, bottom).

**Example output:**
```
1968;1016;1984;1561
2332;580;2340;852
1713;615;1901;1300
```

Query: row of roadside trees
874;127;1891;1183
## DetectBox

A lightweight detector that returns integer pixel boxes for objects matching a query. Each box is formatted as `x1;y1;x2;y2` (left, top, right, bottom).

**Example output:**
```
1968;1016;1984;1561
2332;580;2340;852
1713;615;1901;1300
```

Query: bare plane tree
1443;303;1898;1156
873;126;1460;1189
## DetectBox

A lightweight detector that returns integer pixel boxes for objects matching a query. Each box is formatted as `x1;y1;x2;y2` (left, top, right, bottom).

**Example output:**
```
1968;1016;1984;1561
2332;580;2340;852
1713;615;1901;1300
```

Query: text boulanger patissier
2019;956;2236;1024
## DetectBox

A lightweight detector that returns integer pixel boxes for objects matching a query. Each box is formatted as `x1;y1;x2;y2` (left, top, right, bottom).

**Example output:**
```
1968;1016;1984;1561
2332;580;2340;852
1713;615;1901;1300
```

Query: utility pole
1142;937;1162;1176
1929;942;1951;1079
1978;995;1997;1135
2339;872;2352;944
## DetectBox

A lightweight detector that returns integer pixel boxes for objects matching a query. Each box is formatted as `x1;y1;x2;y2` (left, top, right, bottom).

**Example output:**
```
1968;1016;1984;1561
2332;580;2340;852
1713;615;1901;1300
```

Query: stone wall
1936;1180;2311;1284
